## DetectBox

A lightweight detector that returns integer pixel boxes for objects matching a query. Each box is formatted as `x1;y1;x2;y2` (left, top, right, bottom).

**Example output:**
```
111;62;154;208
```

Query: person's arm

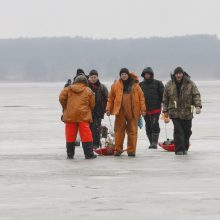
192;82;202;114
106;84;115;115
158;81;165;102
102;84;109;101
59;88;68;110
192;82;202;108
162;84;169;114
88;89;95;110
137;85;147;116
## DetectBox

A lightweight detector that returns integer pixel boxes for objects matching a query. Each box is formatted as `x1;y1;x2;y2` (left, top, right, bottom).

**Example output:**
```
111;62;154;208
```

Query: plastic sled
94;146;127;156
94;146;115;156
159;142;175;152
159;139;190;152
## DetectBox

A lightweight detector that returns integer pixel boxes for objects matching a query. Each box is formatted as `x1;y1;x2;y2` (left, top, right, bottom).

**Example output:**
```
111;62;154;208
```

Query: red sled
94;146;115;156
94;146;127;156
159;142;175;152
159;139;190;152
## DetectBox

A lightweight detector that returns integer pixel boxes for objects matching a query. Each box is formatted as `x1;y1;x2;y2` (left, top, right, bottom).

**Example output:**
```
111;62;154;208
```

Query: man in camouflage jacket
163;67;202;155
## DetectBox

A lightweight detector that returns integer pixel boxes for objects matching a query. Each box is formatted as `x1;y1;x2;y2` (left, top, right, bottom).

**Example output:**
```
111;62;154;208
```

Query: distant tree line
0;35;219;82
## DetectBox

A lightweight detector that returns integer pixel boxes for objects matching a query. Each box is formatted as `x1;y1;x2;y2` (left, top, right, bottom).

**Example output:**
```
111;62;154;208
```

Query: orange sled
94;146;127;156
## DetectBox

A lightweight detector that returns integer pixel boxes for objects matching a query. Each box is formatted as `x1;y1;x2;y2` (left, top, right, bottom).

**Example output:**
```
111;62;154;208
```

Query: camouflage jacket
163;75;202;120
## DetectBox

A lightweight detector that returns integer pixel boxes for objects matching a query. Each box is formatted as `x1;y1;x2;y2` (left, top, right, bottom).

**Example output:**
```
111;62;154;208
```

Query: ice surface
0;81;220;220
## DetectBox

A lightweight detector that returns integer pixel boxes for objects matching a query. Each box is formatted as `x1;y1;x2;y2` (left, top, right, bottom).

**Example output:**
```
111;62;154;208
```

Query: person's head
76;68;85;76
89;69;99;84
74;75;88;85
119;68;130;81
141;67;154;80
174;66;184;82
73;68;86;81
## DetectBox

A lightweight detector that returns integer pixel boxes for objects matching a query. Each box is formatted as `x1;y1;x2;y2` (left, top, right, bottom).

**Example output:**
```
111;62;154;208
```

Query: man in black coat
140;67;164;149
88;70;109;148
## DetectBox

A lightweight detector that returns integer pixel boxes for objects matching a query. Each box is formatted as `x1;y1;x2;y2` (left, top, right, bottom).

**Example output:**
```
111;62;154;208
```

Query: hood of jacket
171;72;191;82
70;83;87;93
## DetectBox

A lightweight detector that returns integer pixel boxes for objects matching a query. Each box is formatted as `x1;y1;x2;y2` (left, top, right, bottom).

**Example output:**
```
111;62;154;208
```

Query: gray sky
0;0;220;39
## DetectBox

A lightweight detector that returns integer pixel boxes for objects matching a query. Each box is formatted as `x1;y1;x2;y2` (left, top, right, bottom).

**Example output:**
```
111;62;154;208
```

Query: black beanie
141;67;154;77
174;66;184;75
89;69;98;77
76;68;85;76
73;68;87;81
119;68;130;76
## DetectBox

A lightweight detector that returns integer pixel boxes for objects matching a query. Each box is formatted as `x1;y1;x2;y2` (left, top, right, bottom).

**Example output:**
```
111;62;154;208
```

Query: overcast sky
0;0;219;39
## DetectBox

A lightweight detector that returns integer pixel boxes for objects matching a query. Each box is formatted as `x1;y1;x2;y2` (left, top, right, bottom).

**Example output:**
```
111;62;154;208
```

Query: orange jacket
106;72;146;119
59;83;95;123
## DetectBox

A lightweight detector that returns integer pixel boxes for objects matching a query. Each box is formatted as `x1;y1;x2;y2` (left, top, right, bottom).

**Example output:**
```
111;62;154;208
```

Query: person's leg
182;119;192;153
79;122;96;159
126;118;138;156
151;113;161;149
144;115;152;147
114;111;126;155
65;123;78;159
172;118;185;154
90;117;102;148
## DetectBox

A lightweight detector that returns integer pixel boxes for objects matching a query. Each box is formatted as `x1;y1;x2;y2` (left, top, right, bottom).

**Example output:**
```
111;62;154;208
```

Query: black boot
128;152;136;157
66;142;75;159
82;142;97;159
150;133;159;149
147;132;152;148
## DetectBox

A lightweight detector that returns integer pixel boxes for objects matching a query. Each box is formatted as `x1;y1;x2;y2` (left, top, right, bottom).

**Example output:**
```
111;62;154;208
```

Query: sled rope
108;116;116;151
164;122;168;140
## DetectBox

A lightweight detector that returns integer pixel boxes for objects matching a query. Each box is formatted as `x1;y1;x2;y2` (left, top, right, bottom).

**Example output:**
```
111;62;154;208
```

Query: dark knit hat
119;68;130;76
74;75;88;85
141;67;154;77
174;66;184;75
73;68;87;81
89;69;98;77
76;68;85;76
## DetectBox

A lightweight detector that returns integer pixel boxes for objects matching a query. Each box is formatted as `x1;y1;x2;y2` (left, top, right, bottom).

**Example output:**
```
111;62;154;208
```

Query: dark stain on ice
85;186;100;189
2;105;29;108
96;208;124;211
91;196;103;200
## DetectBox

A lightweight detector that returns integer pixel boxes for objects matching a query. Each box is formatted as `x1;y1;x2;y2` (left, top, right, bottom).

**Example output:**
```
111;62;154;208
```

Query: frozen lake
0;81;220;219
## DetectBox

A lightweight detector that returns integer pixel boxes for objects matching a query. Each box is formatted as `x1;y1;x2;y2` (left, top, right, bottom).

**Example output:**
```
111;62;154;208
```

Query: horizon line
0;34;219;41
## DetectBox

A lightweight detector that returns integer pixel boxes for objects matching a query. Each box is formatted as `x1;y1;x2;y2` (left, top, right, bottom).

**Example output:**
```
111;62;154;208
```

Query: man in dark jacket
88;69;109;148
163;67;202;155
140;67;164;149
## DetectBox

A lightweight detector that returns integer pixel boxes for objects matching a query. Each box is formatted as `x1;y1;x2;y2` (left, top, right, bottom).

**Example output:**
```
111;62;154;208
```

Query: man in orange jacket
59;75;97;159
106;68;146;156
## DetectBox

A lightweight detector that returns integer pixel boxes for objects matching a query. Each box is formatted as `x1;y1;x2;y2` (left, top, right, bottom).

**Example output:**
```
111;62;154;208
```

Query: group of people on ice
59;66;202;159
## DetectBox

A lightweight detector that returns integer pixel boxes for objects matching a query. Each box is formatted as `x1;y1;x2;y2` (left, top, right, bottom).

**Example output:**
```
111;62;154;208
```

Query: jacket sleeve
106;84;115;113
59;87;68;110
102;84;109;101
89;89;95;110
192;82;202;108
158;81;165;102
162;83;169;112
137;85;147;114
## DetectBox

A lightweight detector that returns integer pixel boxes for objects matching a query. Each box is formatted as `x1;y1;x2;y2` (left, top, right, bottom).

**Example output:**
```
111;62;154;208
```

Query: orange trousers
114;109;138;153
65;122;93;142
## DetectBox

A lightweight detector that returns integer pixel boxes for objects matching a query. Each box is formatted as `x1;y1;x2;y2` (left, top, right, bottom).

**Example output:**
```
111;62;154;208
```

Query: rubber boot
82;142;97;159
147;132;152;148
66;142;75;159
128;152;136;157
150;133;159;149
